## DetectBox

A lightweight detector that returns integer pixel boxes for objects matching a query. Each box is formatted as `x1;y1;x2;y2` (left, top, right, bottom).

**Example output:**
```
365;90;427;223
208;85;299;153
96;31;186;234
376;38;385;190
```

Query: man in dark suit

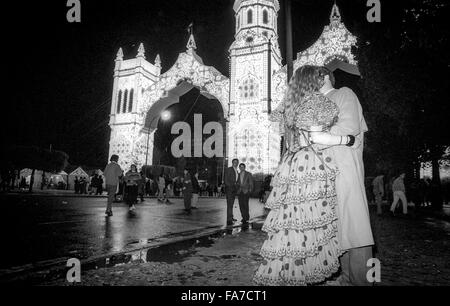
237;163;254;224
182;168;193;215
224;158;240;225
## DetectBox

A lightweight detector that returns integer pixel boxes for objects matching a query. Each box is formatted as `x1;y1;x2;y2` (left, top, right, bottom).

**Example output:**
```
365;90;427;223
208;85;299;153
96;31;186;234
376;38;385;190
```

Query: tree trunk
414;161;421;182
431;153;443;210
10;169;17;190
29;169;35;193
41;171;46;190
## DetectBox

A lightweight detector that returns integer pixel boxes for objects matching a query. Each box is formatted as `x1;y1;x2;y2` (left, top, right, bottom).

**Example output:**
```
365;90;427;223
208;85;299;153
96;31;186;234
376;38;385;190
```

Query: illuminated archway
138;37;230;167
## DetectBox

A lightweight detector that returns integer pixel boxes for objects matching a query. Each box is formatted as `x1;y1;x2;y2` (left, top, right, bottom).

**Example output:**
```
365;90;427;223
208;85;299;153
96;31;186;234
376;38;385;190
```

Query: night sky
5;0;384;168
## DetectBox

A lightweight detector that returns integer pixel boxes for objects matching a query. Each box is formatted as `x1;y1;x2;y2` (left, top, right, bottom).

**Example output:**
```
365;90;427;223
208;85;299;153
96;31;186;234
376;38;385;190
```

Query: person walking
74;176;79;194
191;170;200;209
80;177;87;194
96;174;104;195
157;173;166;203
390;173;408;216
145;177;151;196
237;163;254;225
90;174;98;195
103;155;123;217
138;170;146;202
262;175;273;204
182;168;193;215
124;164;141;211
372;174;385;215
224;158;240;226
424;178;432;207
217;183;222;197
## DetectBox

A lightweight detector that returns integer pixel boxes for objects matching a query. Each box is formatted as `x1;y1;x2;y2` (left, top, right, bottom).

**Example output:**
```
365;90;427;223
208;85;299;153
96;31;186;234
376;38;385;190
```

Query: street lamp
145;110;172;166
161;110;171;121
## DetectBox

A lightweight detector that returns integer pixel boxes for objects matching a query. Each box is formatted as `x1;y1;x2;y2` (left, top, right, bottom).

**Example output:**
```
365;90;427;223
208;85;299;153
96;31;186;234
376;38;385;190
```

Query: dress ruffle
253;147;343;286
260;222;341;259
253;252;342;286
262;196;338;232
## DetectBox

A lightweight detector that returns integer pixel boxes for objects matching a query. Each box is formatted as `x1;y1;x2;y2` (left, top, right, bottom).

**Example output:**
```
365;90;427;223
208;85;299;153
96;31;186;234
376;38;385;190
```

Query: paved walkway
0;195;264;272
43;207;450;286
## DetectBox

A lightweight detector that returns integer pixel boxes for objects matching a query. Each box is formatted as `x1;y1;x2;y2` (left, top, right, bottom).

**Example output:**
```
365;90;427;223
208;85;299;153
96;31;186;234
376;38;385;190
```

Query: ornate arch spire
294;3;358;71
186;33;197;53
137;43;146;59
186;22;197;54
154;54;161;68
115;47;123;61
330;3;341;25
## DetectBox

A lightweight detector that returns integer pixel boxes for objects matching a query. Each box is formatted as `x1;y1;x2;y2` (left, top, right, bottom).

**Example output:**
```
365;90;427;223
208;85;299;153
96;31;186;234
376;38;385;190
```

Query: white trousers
390;191;408;214
192;193;199;207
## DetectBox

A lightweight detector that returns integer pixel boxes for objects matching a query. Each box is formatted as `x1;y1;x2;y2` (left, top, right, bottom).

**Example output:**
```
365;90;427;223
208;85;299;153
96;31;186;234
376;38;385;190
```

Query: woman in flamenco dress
253;65;344;286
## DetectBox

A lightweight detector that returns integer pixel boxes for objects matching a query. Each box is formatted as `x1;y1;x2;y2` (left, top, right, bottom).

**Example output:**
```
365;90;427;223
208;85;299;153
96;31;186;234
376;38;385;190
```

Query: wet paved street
0;194;265;270
43;206;450;286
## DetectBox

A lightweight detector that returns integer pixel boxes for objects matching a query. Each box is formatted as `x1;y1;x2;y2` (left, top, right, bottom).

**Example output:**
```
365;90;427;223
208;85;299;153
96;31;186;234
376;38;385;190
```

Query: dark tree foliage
1;145;69;192
355;0;449;208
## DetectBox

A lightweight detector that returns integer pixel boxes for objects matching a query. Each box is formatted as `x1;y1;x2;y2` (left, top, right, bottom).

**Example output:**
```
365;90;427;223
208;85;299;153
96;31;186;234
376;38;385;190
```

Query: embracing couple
253;65;374;286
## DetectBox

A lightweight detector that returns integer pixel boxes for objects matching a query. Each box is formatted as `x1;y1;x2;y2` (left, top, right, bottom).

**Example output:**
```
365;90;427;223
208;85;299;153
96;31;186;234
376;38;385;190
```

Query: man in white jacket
103;154;123;216
311;67;375;286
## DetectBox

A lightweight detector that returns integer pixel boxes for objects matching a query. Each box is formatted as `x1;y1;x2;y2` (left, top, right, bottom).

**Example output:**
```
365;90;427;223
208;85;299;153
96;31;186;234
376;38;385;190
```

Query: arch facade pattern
140;51;230;125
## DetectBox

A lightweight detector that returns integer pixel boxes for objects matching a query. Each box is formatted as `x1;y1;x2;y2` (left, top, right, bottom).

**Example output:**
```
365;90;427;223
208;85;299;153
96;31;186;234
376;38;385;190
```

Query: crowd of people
67;173;104;195
369;172;445;216
102;155;236;215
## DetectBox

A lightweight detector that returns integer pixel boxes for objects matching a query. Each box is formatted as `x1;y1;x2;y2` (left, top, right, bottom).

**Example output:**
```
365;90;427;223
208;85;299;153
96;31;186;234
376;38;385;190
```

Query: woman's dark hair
110;154;119;162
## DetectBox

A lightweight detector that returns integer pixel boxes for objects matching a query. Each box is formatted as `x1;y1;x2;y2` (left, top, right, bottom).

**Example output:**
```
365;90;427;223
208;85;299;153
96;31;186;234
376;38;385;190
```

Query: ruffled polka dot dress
253;92;344;286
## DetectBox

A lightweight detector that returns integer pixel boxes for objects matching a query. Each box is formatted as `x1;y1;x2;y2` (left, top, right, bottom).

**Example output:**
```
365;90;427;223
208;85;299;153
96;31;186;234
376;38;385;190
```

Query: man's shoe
191;206;198;209
232;218;237;221
324;275;350;286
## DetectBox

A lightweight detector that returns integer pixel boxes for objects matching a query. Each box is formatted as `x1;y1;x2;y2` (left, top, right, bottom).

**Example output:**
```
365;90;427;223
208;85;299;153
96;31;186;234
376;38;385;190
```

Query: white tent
68;167;90;190
19;168;49;188
48;171;69;188
70;167;89;177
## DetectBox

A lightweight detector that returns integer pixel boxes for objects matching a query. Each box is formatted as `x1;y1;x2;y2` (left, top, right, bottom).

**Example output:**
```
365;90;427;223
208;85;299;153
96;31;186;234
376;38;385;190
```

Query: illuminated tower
108;43;161;170
228;0;282;174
